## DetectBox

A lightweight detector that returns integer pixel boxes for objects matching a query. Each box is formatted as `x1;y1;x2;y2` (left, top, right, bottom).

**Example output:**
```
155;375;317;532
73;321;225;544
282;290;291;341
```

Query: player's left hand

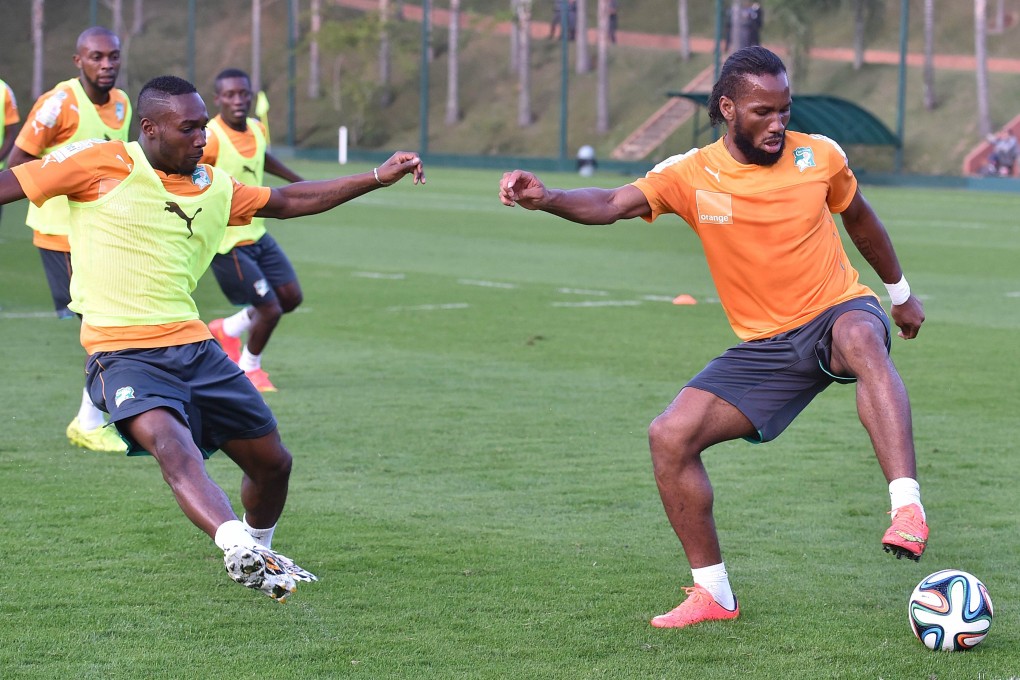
377;151;425;185
890;295;924;339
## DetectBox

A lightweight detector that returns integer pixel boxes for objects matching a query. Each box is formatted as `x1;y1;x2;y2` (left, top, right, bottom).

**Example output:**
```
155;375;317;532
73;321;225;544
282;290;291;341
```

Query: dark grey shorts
209;233;297;308
85;340;277;457
686;296;891;443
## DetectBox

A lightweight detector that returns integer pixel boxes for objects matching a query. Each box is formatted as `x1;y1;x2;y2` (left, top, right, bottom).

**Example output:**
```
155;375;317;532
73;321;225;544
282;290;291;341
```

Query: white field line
457;279;518;289
386;303;471;312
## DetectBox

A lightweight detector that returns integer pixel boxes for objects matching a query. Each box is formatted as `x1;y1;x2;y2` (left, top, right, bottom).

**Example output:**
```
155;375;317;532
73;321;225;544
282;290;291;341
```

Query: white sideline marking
387;303;470;312
557;287;609;296
1007;291;1020;298
641;295;676;302
552;300;641;308
457;279;517;289
353;271;406;279
0;311;65;319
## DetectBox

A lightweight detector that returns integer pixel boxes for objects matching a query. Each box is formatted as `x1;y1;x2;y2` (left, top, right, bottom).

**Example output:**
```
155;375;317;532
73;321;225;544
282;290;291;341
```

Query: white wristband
373;167;390;186
884;275;911;306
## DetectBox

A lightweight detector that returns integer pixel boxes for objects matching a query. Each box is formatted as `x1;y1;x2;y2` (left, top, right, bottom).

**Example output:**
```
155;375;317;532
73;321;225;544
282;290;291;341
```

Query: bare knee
648;412;699;479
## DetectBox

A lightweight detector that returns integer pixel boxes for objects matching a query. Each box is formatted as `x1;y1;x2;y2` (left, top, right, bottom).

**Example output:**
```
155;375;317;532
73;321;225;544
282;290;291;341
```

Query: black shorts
687;296;891;444
209;233;297;308
85;340;278;457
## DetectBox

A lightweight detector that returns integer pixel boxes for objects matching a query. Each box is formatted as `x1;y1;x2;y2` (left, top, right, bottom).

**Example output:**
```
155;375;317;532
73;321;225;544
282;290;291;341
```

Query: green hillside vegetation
1;1;1018;175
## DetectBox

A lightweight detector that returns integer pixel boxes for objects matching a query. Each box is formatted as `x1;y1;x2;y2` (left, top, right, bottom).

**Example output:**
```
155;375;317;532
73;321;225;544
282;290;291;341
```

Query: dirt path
331;0;1020;74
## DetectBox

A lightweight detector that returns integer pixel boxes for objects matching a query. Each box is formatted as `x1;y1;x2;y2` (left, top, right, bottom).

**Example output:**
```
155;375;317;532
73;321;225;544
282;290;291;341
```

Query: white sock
238;347;262;373
889;477;925;519
222;307;253;337
691;562;736;610
242;514;276;549
77;387;106;431
214;519;258;551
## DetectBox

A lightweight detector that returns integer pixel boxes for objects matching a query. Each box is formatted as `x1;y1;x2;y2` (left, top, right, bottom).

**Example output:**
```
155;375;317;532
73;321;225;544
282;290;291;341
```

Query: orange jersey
632;131;873;341
200;116;268;164
14;80;130;157
2;81;18;126
11;139;272;354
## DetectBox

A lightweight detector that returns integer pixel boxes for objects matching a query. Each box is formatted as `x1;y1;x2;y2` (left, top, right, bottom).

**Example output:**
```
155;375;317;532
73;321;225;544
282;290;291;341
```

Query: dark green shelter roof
670;92;901;147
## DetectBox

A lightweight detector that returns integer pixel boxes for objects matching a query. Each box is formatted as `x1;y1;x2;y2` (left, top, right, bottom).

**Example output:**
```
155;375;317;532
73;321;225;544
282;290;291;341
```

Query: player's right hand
499;170;546;209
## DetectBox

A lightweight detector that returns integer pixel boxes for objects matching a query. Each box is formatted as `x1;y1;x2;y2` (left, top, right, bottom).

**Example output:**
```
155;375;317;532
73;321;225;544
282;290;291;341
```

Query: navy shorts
37;246;73;314
85;340;278;457
209;233;297;308
687;296;891;444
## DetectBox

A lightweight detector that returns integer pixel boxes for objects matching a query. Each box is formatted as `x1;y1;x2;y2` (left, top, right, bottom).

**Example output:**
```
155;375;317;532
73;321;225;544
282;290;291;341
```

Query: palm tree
445;0;461;125
923;0;936;110
31;0;44;99
309;0;322;98
974;0;991;137
596;0;610;133
576;0;590;74
379;0;393;107
515;0;533;127
252;0;262;93
678;0;690;61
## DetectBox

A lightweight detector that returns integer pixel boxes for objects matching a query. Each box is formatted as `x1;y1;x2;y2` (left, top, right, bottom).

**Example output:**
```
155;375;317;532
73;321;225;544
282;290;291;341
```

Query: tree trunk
729;0;741;52
108;0;125;37
923;0;936;110
31;0;44;100
975;0;991;137
445;0;461;125
516;0;533;127
678;0;690;61
596;0;610;134
309;0;321;98
131;0;144;35
852;0;865;70
379;0;393;107
509;0;519;72
576;0;590;74
252;0;262;94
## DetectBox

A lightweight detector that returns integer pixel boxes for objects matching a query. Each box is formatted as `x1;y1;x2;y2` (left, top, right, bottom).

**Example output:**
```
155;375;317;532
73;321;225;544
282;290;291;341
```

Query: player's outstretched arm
499;169;651;225
0;168;28;206
840;188;924;339
257;150;424;219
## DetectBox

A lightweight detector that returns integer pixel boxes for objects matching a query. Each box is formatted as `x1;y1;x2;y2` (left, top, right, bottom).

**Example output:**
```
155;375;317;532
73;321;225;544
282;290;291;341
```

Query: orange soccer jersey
11;139;271;354
2;82;18;126
200;115;268;164
632;130;874;341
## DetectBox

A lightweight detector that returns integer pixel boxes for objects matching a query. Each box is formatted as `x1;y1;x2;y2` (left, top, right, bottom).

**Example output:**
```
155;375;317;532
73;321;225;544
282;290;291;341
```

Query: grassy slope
1;164;1019;678
0;2;1018;174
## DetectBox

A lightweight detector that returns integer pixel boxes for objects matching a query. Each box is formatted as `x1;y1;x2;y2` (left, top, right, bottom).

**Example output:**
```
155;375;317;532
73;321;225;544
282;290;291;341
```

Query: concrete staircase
610;65;716;161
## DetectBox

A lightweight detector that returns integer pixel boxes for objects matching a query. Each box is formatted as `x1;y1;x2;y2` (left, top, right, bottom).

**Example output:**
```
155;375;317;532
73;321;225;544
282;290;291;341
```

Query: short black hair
707;46;787;126
214;68;251;91
137;75;199;119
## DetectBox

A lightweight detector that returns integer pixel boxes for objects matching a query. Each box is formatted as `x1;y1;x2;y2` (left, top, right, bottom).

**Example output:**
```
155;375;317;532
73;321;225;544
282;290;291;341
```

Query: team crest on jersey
191;166;211;188
115;101;126;121
115;386;136;407
793;146;816;173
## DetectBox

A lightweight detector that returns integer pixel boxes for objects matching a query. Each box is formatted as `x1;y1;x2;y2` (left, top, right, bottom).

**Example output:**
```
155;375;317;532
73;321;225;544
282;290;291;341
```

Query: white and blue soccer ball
908;569;993;651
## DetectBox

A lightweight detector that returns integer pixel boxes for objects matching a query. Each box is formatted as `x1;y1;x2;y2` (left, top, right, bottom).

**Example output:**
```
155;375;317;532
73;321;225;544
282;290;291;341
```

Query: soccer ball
908;569;993;651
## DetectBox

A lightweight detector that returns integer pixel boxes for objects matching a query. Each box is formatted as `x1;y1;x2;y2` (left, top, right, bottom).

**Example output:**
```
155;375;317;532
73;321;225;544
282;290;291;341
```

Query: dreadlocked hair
707;46;787;127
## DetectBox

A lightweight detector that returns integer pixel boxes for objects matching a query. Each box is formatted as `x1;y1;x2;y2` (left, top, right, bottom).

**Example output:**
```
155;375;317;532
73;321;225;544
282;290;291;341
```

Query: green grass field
0;161;1017;679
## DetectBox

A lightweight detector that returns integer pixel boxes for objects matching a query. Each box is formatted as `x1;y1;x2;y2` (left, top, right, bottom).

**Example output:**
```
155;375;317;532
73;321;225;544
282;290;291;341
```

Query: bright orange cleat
209;318;242;363
650;584;740;629
245;368;278;393
882;503;928;561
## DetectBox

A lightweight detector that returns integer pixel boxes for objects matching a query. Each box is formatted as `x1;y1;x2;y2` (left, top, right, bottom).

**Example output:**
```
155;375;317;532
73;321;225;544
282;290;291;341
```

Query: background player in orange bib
201;68;305;394
499;46;928;629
